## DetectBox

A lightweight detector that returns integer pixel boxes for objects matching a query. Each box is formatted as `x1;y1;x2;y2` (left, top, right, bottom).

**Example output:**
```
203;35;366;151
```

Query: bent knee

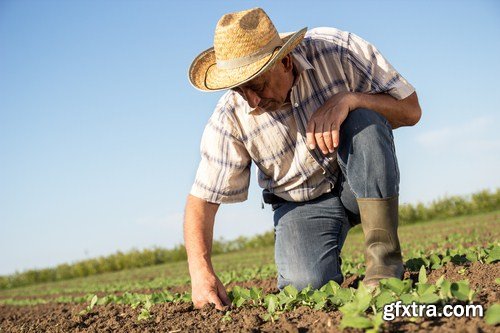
341;108;391;139
345;108;389;126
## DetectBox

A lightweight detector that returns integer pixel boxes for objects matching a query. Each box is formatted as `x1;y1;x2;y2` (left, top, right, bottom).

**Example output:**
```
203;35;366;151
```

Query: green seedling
450;280;474;302
221;310;233;322
137;297;153;321
485;245;500;264
78;294;98;315
484;303;500;326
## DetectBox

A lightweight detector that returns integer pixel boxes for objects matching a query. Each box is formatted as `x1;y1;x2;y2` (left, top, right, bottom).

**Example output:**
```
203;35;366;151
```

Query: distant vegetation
399;188;500;224
0;188;498;290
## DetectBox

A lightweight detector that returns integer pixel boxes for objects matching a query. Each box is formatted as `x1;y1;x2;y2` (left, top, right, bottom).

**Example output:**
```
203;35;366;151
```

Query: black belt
262;189;288;204
262;176;341;205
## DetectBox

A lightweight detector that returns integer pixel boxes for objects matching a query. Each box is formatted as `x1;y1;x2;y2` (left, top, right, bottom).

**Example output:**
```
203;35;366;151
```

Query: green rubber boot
357;196;404;287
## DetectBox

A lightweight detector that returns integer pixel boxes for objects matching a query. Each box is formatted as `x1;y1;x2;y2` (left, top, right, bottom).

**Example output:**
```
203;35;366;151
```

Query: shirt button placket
293;96;327;177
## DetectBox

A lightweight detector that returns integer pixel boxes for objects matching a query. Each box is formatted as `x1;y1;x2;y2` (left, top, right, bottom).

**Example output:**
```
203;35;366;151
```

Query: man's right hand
191;271;230;310
184;195;228;310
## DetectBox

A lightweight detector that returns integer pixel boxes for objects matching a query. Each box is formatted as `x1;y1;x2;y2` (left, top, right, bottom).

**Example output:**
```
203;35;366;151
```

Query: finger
218;285;231;306
207;292;224;310
322;129;334;153
306;120;317;150
315;131;329;155
331;126;340;149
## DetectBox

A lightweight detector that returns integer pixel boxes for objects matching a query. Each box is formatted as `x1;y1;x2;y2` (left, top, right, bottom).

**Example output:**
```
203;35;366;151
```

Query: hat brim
189;27;307;92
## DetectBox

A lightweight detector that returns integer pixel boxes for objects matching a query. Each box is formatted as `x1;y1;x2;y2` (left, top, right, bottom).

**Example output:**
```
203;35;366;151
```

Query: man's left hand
306;92;357;155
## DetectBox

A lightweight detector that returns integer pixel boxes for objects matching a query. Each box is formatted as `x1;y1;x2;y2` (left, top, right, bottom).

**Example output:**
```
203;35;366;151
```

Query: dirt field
1;262;498;332
1;212;499;332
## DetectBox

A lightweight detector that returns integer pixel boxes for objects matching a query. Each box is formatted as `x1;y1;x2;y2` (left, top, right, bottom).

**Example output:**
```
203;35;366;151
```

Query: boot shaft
357;196;403;284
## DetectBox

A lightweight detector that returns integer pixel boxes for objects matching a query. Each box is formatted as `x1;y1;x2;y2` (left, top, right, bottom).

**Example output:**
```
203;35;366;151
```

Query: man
184;7;421;310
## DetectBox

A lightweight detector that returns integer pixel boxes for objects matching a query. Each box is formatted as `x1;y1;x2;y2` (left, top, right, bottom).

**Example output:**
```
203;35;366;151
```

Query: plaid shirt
190;27;415;203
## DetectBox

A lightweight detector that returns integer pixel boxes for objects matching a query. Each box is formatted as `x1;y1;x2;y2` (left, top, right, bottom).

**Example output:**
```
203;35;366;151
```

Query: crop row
343;242;499;277
227;270;500;330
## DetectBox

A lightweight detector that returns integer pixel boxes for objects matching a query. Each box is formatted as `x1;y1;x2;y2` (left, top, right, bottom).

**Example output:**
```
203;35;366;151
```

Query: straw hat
189;7;307;91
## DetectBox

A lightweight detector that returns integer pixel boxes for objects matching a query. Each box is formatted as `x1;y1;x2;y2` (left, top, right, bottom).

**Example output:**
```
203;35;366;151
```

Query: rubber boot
357;196;404;287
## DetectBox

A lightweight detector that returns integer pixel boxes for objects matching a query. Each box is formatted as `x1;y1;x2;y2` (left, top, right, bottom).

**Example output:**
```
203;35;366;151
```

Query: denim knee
337;108;400;198
341;108;390;134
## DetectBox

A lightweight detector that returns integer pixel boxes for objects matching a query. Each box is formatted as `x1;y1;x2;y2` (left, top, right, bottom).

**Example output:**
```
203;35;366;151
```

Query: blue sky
1;0;499;275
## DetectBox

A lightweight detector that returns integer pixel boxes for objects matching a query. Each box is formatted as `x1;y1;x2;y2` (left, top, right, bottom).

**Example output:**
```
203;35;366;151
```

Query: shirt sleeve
343;32;415;100
190;107;252;204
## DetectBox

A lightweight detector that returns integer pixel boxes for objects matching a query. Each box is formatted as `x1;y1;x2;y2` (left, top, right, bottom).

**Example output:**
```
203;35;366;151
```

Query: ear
281;54;293;72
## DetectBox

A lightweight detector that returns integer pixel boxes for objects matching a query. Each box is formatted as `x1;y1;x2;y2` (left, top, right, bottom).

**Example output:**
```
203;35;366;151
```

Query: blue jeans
273;108;400;290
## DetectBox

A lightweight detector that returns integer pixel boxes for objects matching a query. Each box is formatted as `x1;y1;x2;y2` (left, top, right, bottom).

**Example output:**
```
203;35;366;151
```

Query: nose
241;88;261;108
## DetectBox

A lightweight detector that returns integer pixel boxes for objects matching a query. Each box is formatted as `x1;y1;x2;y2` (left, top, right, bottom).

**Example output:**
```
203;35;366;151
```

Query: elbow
404;92;422;126
408;104;422;126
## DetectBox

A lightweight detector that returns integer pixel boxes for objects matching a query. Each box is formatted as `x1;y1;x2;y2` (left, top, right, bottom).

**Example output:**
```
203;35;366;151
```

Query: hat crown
214;8;281;62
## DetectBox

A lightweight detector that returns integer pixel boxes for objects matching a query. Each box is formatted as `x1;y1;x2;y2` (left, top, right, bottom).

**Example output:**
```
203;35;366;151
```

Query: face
232;55;294;112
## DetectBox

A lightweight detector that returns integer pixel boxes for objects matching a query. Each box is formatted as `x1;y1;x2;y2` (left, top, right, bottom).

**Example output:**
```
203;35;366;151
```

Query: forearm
183;194;220;276
351;91;422;129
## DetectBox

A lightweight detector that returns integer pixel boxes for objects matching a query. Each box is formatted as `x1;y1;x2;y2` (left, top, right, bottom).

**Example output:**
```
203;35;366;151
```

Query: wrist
188;257;214;277
348;92;363;111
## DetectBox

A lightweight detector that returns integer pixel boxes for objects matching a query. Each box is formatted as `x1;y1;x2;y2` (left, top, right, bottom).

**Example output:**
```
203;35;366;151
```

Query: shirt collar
291;51;314;76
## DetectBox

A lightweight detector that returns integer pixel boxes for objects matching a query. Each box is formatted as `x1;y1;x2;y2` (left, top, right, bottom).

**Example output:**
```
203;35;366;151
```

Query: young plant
137;297;153;321
78;294;98;316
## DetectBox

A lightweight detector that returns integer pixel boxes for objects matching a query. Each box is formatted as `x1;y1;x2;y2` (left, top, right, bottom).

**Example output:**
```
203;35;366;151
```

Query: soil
1;263;498;332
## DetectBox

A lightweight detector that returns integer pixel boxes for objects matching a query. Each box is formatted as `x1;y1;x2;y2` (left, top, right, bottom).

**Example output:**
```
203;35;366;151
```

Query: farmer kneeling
184;7;421;309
